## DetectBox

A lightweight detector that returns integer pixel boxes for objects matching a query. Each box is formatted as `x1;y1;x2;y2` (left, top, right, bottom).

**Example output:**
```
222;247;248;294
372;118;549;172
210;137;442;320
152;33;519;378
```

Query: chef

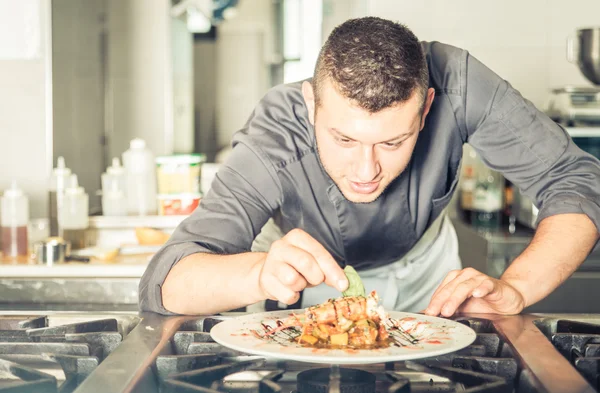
140;17;600;317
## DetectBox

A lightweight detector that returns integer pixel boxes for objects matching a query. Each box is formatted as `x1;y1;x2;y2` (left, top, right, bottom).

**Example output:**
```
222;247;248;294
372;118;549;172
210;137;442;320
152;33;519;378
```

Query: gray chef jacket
139;41;600;315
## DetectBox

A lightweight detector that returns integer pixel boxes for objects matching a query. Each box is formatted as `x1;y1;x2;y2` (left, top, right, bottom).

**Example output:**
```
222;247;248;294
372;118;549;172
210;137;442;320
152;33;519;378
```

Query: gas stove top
0;312;598;393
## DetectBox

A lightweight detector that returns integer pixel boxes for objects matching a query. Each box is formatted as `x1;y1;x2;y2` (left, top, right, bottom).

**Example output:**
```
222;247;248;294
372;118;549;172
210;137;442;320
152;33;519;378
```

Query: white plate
210;310;477;364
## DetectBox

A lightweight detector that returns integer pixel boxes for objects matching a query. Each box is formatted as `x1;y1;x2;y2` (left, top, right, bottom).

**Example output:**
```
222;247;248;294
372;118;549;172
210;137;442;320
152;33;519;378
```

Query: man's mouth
348;180;380;194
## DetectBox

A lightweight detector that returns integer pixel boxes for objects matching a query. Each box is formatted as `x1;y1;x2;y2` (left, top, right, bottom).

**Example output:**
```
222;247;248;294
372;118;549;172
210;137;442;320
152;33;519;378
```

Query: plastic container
1;181;29;259
156;154;205;194
101;157;127;216
157;193;201;216
61;175;89;230
49;156;72;236
122;138;158;216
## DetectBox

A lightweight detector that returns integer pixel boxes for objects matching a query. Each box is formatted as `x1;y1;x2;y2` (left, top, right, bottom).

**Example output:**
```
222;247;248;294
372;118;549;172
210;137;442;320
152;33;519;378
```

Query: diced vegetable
330;332;349;346
298;334;319;345
312;325;329;340
355;319;369;327
338;317;353;332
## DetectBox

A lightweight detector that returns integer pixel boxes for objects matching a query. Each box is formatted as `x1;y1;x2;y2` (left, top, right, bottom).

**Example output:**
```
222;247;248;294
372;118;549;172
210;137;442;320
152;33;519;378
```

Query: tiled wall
365;0;600;109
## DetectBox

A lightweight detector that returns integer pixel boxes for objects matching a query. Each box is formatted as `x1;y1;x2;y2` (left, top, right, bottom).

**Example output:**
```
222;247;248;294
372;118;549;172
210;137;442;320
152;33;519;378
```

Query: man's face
302;80;435;203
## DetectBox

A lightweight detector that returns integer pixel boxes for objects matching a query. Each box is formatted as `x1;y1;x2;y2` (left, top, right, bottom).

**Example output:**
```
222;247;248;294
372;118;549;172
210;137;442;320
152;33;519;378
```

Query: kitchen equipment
156;154;205;194
32;237;69;265
122;138;158;216
0;312;139;391
2;311;600;392
544;28;600;125
31;237;91;265
210;310;477;364
1;181;29;259
545;86;600;125
568;27;600;85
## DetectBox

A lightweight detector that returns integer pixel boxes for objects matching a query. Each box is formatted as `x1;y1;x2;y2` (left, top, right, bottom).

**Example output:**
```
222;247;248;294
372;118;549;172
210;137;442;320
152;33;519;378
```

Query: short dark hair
312;17;429;113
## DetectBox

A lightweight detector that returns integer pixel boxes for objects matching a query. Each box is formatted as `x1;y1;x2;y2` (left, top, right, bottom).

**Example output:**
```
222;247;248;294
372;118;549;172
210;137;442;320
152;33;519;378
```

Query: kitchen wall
0;0;52;218
52;0;106;211
325;0;600;109
215;0;276;150
106;0;174;159
193;36;219;160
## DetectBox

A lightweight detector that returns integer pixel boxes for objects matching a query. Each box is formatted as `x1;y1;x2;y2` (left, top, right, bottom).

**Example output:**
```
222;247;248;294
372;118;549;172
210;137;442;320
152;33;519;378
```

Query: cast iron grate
0;316;122;393
546;320;600;390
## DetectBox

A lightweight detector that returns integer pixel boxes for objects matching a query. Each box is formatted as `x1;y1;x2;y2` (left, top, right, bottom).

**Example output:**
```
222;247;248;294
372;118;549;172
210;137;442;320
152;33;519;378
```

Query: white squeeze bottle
101;157;127;216
122;138;157;216
1;181;29;259
49;157;72;236
62;175;89;230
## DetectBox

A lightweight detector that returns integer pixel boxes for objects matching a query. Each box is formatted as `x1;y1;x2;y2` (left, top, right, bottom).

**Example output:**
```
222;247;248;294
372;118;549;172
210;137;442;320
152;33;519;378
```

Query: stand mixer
546;28;600;125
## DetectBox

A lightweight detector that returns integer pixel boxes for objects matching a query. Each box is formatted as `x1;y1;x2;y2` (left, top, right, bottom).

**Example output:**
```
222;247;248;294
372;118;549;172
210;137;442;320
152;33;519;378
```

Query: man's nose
355;145;380;181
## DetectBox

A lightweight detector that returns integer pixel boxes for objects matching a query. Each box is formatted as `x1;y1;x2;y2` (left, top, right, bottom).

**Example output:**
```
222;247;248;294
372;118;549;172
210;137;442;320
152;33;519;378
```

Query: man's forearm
501;213;599;308
162;252;267;315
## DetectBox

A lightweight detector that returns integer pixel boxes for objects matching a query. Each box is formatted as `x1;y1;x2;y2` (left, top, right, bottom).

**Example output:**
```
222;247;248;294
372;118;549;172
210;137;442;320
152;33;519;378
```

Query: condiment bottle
49;157;72;237
122;138;157;215
61;175;89;249
62;175;89;229
101;157;127;216
1;181;29;260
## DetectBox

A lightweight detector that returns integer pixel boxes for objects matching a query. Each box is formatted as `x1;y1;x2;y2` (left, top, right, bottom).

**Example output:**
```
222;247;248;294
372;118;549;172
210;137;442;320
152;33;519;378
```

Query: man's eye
383;141;402;148
336;137;353;145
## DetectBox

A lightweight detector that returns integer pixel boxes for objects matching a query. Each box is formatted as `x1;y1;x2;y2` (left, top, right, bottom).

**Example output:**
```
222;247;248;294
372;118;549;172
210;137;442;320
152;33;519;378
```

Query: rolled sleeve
461;53;600;234
138;142;282;314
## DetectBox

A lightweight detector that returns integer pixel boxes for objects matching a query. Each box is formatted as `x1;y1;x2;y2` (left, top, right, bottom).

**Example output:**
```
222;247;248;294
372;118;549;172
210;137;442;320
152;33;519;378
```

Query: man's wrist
499;274;529;309
248;252;269;304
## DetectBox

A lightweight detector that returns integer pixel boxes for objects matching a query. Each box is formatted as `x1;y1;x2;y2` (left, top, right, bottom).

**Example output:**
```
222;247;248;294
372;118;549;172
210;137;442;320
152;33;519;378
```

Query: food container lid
157;193;202;199
156;154;206;166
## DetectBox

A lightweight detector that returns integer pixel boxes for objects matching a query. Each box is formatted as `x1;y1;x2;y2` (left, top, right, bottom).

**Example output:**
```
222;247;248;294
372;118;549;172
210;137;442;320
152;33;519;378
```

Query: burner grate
0;316;123;393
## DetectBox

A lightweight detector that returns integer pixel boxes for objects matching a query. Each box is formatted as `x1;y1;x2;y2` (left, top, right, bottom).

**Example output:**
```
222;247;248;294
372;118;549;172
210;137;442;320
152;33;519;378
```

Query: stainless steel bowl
32;237;70;266
569;28;600;85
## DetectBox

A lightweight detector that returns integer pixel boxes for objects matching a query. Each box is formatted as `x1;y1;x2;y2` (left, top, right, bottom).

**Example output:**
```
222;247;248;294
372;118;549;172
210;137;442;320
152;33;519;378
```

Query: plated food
209;265;477;364
265;290;390;348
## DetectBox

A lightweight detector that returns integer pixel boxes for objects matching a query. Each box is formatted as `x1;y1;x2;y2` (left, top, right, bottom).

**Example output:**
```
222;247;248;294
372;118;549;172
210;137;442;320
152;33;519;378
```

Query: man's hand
424;267;526;317
257;229;348;305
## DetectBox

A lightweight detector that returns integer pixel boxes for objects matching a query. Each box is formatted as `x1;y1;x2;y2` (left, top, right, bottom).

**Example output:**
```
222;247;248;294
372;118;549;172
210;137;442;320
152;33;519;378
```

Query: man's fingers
263;274;300;305
275;263;309;292
430;269;461;301
439;277;486;317
472;279;495;298
425;268;483;316
284;229;347;291
279;245;325;286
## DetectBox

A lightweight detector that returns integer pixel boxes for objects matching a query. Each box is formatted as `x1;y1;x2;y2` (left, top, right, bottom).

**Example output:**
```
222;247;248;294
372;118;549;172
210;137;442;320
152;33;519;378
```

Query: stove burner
0;315;125;393
297;367;376;393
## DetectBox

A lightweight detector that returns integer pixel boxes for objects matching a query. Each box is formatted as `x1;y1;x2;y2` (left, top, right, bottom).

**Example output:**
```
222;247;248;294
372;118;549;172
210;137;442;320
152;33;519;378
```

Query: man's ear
302;81;316;125
420;87;435;130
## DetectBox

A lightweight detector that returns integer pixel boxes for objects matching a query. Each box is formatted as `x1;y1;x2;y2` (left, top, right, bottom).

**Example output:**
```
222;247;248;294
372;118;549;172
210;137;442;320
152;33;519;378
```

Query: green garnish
342;265;366;297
